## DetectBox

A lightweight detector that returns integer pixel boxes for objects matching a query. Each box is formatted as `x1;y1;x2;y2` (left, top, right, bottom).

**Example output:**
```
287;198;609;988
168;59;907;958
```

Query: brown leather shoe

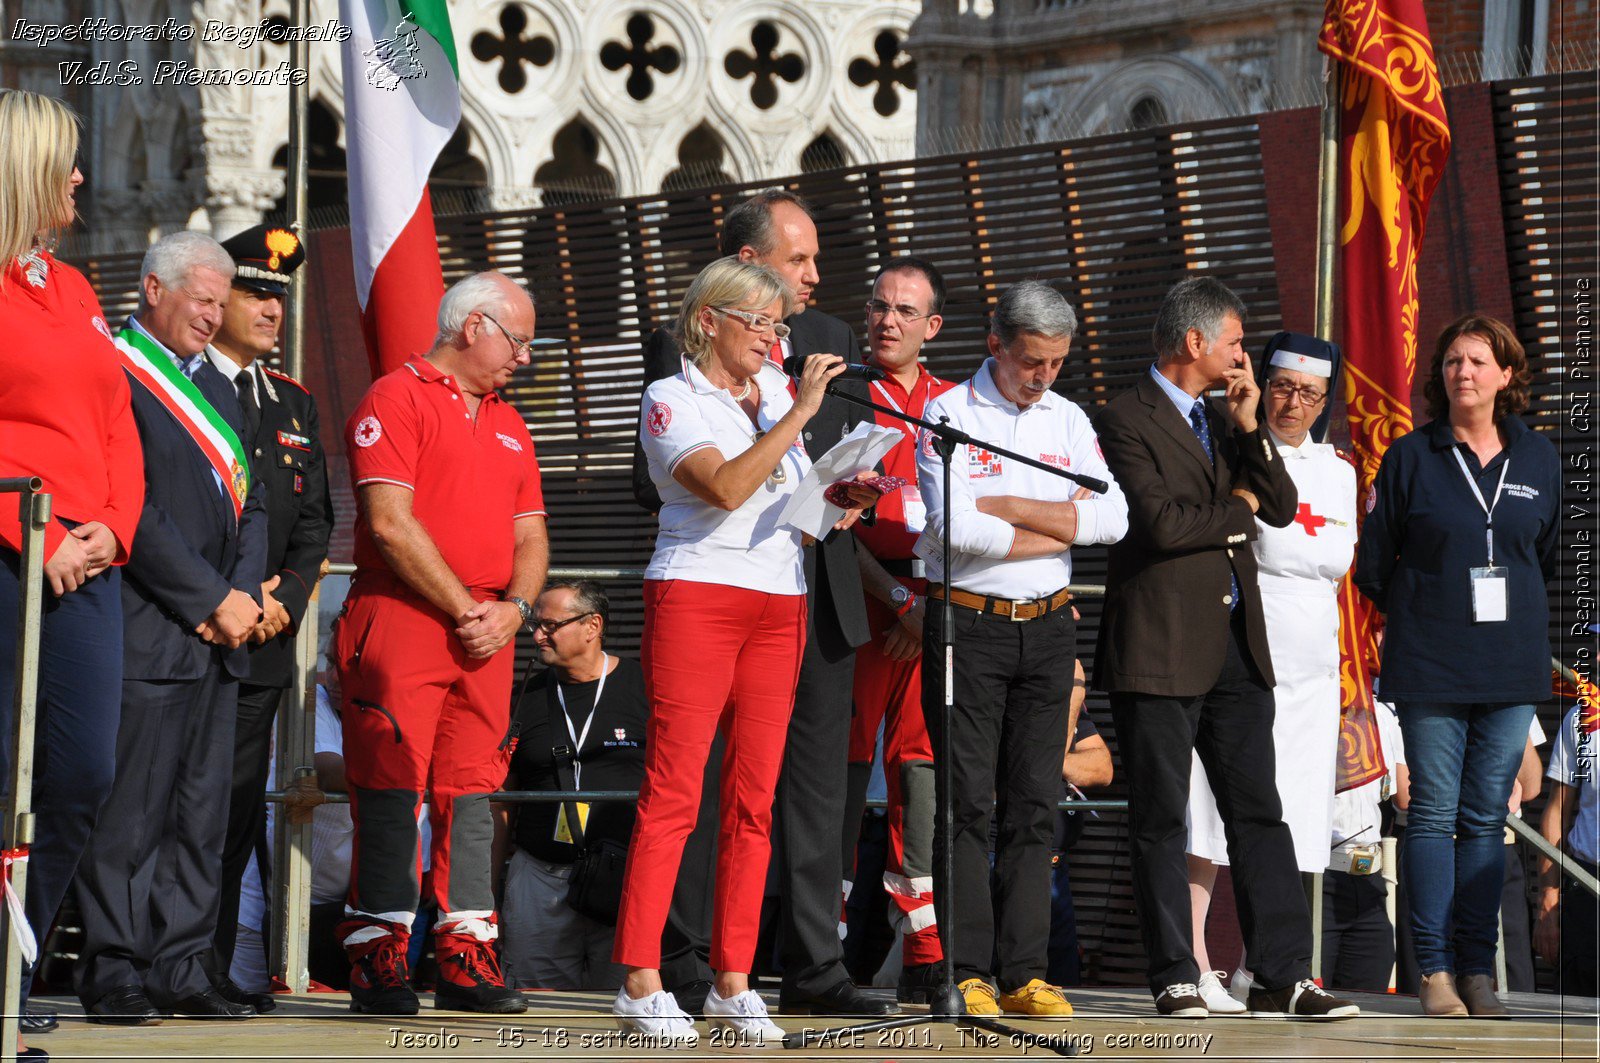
1456;973;1508;1018
1419;972;1468;1017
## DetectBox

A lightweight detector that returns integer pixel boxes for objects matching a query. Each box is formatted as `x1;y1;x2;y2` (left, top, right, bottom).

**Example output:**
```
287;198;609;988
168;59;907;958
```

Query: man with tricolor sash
76;231;269;1025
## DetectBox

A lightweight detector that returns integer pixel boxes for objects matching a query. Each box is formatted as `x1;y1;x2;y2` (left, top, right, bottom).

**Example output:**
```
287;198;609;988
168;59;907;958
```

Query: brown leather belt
928;584;1073;622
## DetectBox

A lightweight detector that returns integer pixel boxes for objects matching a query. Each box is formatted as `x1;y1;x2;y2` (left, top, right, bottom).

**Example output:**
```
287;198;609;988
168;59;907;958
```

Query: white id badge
1469;566;1508;623
901;485;927;533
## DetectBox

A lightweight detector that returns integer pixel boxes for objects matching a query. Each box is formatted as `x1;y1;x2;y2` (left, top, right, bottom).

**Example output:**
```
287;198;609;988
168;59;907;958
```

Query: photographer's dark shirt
508;657;648;863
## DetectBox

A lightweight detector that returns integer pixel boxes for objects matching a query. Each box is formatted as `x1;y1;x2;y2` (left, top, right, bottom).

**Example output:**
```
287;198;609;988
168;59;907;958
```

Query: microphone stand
783;382;1088;1057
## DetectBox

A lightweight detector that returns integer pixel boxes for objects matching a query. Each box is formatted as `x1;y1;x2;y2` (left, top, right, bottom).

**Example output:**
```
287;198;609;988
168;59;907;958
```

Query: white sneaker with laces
1228;966;1255;1005
1197;971;1246;1014
612;987;700;1046
704;987;786;1047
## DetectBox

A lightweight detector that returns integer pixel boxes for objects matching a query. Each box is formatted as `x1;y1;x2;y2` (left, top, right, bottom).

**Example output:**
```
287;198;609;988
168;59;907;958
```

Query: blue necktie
1190;400;1239;611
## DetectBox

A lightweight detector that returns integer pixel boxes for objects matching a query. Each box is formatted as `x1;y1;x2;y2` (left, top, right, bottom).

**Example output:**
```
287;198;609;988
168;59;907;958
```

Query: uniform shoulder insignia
1335;447;1358;467
263;366;311;394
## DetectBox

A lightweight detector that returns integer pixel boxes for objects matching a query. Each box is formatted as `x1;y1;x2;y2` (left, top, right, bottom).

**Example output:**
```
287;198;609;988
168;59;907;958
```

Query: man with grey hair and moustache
916;280;1127;1018
1092;276;1357;1021
77;230;269;1023
334;271;548;1016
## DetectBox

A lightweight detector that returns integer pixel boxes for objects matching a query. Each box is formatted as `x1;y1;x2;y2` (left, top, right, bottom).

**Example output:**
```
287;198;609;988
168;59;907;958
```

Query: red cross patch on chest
1293;502;1327;536
969;446;1003;478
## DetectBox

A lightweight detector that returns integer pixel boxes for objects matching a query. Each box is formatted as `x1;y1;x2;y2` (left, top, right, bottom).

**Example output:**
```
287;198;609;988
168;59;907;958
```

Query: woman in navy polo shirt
1356;314;1560;1018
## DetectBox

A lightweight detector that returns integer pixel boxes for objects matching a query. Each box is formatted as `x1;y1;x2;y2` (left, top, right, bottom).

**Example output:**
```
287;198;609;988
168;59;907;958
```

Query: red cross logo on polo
646;401;672;436
614;728;627;741
1293;501;1327;536
353;415;383;448
919;428;938;458
969;446;1003;477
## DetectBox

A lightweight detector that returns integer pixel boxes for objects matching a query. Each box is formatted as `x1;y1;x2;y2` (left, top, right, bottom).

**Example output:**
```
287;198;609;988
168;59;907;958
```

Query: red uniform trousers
847;577;943;965
334;577;514;931
613;579;805;973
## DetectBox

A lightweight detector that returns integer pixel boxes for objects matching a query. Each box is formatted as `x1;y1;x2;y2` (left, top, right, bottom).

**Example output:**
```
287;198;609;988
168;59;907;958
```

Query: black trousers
1110;617;1311;995
1321;869;1395;992
210;680;283;975
923;602;1074;991
76;668;238;1004
774;613;858;996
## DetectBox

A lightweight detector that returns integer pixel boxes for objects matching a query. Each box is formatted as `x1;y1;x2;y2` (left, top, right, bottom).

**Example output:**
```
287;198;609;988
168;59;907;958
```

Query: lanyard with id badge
553;666;607;844
871;380;927;532
1451;447;1510;624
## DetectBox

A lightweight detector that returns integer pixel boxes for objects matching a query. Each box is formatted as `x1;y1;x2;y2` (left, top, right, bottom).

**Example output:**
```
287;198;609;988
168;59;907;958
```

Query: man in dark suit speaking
631;190;889;1017
79;231;269;1024
1092;277;1357;1021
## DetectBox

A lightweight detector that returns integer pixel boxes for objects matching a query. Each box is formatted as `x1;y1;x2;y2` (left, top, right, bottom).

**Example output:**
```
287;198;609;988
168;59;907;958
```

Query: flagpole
271;0;315;999
1314;55;1340;337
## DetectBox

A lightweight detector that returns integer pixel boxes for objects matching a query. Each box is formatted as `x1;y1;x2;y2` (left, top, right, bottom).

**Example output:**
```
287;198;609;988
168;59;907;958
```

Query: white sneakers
1197;971;1247;1014
611;987;699;1046
613;985;787;1048
705;986;787;1046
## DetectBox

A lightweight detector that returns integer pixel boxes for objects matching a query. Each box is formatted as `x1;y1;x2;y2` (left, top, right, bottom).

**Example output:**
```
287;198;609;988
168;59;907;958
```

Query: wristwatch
504;595;533;628
890;585;917;616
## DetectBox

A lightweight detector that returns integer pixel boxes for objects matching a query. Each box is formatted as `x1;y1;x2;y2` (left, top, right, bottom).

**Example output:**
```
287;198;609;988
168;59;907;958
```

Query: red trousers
613;579;805;973
848;581;942;965
334;579;513;922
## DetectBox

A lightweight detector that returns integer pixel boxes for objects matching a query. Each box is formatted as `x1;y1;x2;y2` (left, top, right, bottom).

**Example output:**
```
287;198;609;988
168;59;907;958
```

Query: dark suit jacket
238;364;333;688
120;334;268;683
630;309;872;656
1091;370;1297;697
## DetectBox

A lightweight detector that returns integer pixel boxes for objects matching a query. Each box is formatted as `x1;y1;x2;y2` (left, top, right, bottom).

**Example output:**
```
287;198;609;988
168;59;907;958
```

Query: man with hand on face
1092;277;1357;1021
629;190;885;1018
843;257;955;1002
334;271;548;1016
917;280;1127;1019
202;225;333;1009
77;231;269;1024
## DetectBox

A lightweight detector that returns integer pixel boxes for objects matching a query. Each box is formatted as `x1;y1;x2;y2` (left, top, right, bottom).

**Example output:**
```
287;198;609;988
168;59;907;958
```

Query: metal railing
0;478;49;1063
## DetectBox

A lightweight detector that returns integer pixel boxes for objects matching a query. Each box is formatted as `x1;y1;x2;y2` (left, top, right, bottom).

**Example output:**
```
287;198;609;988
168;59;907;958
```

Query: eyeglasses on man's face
480;312;536;358
711;306;791;340
865;299;932;324
531;612;595;636
1267;379;1327;406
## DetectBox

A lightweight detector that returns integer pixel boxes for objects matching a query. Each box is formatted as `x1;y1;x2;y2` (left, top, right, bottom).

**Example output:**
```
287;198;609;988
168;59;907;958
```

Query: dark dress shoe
668;979;713;1020
778;980;899;1017
167;988;256;1020
214;978;277;1014
20;1009;58;1034
85;985;163;1026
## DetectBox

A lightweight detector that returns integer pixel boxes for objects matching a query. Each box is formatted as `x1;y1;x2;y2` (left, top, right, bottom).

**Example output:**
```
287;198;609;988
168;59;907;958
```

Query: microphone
782;353;887;383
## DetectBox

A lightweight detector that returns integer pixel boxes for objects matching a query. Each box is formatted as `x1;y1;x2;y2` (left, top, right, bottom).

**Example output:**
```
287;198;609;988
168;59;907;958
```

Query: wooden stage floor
22;986;1599;1061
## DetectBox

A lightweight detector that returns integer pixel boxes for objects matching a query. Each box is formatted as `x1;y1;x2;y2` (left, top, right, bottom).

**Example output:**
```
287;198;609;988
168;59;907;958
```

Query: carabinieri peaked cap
219;224;306;297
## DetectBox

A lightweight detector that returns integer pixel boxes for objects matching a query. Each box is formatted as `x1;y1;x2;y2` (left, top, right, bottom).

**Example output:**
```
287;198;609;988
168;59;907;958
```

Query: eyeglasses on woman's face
711;306;791;340
1267;379;1327;406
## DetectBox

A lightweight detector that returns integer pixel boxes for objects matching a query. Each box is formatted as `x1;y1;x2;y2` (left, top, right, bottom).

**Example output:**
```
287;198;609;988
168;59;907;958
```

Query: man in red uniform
845;258;955;1000
335;271;549;1015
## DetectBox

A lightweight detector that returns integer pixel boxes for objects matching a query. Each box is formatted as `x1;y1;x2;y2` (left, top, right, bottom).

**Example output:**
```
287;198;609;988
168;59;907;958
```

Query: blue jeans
1396;700;1535;977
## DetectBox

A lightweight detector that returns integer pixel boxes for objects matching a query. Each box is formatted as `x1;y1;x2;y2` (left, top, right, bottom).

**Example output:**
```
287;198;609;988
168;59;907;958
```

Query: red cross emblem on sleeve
1293;502;1327;536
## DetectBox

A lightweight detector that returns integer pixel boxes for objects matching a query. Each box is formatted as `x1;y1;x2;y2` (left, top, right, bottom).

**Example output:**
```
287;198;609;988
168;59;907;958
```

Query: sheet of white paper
780;422;904;538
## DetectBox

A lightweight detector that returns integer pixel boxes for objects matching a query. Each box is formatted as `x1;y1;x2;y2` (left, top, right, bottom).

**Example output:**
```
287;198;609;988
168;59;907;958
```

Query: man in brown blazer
1092;277;1358;1021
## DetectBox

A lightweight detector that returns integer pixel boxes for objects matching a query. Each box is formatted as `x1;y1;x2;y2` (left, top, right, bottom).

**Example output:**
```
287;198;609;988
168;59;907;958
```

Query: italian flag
339;0;459;378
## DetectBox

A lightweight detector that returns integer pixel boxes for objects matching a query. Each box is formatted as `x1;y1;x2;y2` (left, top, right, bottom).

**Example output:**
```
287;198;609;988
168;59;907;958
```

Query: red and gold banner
1319;0;1451;790
1554;667;1600;735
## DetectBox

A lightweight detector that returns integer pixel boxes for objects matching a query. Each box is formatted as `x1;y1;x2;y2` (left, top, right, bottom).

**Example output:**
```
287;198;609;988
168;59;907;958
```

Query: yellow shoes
998;978;1075;1018
958;978;1000;1015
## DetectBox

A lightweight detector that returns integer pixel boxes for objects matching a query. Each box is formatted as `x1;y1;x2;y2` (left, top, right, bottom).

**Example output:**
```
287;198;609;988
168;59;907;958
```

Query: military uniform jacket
210;352;334;688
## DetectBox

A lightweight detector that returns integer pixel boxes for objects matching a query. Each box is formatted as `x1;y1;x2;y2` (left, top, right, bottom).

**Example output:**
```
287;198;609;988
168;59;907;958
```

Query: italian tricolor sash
115;327;250;518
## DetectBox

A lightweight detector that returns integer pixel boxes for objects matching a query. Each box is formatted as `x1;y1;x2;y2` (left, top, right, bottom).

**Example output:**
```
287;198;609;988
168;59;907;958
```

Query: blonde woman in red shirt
0;89;144;1046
